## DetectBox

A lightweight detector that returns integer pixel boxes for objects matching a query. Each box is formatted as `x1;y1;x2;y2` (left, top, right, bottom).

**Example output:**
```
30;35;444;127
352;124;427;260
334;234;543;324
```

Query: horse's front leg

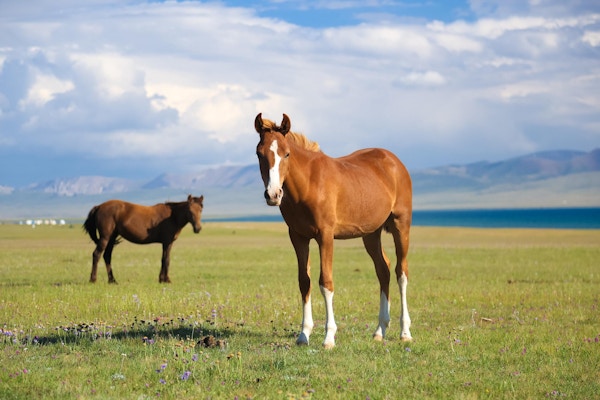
90;239;107;283
159;242;173;283
289;230;313;346
104;235;118;284
317;233;337;349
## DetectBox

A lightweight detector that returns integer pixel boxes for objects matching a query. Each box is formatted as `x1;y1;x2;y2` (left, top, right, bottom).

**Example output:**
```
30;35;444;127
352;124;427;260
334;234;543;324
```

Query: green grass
0;222;598;399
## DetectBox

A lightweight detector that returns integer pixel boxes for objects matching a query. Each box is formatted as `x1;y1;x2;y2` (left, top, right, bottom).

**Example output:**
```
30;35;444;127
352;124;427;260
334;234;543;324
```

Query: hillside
412;149;600;192
0;149;598;220
411;149;600;209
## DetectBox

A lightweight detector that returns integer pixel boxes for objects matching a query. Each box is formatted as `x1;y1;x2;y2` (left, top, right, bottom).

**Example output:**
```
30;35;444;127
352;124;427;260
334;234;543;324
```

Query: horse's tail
383;210;411;234
83;206;100;245
383;216;393;234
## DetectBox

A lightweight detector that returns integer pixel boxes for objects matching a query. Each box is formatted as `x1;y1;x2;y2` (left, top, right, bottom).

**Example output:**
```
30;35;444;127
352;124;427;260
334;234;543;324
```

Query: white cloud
430;32;483;53
582;30;600;46
497;81;550;101
431;14;600;39
22;70;74;107
69;52;144;99
323;25;433;57
397;71;446;86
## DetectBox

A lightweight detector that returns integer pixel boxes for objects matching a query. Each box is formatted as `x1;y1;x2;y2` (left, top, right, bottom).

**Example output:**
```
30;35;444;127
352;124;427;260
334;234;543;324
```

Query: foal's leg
389;216;412;341
362;229;391;341
289;229;313;346
90;238;107;283
103;234;118;284
317;231;337;349
159;242;173;283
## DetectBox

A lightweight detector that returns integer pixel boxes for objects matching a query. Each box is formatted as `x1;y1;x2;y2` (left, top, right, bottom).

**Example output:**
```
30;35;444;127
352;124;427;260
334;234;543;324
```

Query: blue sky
1;0;599;187
225;0;476;26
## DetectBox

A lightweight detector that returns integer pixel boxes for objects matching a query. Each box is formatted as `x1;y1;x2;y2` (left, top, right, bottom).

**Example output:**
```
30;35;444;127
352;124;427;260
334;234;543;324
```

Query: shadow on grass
7;319;241;347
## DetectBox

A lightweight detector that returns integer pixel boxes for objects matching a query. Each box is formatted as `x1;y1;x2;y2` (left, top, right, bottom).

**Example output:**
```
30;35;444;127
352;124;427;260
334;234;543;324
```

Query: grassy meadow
0;221;598;399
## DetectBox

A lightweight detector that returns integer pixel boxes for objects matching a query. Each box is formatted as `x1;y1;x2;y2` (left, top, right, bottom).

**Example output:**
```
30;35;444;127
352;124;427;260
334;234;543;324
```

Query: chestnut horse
83;195;204;284
255;113;412;348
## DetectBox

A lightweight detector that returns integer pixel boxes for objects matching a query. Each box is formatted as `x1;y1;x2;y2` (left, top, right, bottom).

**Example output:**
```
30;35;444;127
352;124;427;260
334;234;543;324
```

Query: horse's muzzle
264;189;282;206
193;226;202;234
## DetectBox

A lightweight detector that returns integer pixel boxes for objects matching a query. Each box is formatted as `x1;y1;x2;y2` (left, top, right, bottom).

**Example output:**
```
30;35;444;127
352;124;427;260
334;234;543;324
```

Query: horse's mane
262;118;321;153
288;132;321;153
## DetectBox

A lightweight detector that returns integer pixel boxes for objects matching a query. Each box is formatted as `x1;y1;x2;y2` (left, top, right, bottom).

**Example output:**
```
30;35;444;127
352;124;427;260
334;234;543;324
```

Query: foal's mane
164;200;187;207
262;118;321;153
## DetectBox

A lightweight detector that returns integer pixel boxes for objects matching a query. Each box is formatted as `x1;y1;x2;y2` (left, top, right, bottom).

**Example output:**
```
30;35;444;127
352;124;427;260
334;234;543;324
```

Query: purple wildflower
156;363;167;373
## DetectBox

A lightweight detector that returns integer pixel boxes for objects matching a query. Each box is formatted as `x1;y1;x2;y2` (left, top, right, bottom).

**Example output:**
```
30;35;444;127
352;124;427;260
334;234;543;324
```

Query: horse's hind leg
388;213;412;341
362;229;391;341
103;234;118;284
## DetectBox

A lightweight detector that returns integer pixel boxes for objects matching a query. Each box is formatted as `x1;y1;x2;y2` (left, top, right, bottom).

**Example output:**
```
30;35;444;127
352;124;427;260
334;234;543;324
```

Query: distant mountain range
1;149;598;220
413;149;600;191
411;148;599;209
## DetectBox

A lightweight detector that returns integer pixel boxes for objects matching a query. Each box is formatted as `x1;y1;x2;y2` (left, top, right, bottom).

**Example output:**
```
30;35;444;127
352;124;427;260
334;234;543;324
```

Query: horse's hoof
296;333;309;346
323;341;335;350
373;334;384;342
400;335;413;342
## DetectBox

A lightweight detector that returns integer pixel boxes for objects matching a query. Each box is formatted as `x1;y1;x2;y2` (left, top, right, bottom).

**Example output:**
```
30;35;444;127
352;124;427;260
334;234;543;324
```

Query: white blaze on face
267;140;282;195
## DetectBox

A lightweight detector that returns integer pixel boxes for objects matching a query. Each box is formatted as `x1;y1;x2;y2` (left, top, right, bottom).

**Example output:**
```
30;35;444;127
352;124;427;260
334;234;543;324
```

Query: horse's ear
280;114;291;135
254;113;264;134
199;195;204;204
187;194;193;203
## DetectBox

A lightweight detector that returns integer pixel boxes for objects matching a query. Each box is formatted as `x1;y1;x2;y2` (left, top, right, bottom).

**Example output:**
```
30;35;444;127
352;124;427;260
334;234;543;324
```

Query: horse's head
186;194;204;233
255;113;291;206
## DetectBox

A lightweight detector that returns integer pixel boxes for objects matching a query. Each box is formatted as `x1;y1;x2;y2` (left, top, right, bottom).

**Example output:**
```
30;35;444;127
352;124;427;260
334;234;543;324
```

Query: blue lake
207;208;600;229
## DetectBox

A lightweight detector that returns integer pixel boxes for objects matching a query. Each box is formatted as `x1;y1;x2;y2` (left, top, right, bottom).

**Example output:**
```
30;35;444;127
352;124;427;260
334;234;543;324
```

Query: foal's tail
83;206;100;245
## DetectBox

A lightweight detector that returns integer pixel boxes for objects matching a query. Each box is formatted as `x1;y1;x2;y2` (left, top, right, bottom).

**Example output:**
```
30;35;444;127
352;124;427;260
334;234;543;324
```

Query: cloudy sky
1;0;599;187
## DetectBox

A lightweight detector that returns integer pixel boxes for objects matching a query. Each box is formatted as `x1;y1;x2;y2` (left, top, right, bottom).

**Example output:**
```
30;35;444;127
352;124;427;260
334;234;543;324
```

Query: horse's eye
284;153;290;159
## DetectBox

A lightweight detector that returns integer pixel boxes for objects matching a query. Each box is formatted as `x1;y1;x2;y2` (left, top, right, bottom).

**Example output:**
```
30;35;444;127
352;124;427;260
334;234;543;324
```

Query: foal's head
255;113;291;206
186;194;204;233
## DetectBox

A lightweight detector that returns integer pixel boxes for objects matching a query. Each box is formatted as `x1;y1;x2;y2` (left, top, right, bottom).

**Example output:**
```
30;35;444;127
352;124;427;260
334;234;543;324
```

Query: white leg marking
297;294;313;345
266;140;283;203
373;291;390;340
320;285;337;349
398;272;412;341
